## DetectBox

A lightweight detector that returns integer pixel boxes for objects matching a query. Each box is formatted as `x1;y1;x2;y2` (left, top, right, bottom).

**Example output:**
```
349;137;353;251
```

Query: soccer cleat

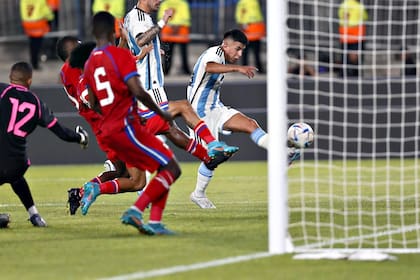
29;214;47;227
67;188;82;215
148;223;176;235
103;160;116;172
80;182;100;215
120;208;155;235
207;141;239;158
288;147;301;165
190;192;216;209
204;149;236;170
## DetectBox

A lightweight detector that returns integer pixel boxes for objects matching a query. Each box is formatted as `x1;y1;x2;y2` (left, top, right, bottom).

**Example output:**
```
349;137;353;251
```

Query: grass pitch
1;161;420;280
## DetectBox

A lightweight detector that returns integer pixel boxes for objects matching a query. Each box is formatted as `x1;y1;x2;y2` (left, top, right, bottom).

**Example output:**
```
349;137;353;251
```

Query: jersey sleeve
116;49;139;82
126;10;154;39
201;50;223;66
37;98;58;128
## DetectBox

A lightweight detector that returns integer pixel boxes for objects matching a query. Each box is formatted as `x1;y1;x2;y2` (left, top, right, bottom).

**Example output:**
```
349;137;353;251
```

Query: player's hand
163;8;174;23
75;125;89;149
238;65;257;79
135;44;154;61
119;22;129;42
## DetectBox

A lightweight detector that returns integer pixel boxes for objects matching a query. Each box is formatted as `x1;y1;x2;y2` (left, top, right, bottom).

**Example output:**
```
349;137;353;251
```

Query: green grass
1;161;420;280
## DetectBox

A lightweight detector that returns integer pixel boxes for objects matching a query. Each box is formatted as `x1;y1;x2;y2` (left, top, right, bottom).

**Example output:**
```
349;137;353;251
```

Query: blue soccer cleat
148;223;176;235
121;208;155;235
80;182;100;215
207;141;239;158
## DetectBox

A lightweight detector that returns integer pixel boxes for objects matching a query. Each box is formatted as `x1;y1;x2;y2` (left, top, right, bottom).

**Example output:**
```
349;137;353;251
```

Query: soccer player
187;29;301;208
0;62;88;227
82;11;181;235
57;36;144;215
59;37;235;215
124;0;239;158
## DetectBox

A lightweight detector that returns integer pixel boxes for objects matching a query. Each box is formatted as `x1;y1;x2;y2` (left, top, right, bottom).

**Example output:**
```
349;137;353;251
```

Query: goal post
267;0;290;254
282;0;420;254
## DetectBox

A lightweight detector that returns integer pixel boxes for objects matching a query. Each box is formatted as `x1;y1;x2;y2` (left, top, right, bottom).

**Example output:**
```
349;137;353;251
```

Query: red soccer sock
99;180;120;194
149;191;169;222
134;170;174;212
193;120;215;144
90;177;101;184
186;139;210;162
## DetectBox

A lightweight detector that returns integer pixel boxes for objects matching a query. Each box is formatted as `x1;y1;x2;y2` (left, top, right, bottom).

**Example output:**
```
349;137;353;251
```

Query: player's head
56;36;80;62
137;0;161;13
92;11;115;42
221;29;248;63
69;42;97;70
9;62;33;88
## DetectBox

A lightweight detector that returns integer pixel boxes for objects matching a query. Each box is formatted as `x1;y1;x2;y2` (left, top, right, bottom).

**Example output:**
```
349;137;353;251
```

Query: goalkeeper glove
75;125;89;149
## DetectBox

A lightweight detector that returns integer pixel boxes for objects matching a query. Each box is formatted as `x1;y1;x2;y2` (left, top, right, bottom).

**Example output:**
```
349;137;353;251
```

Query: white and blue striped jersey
187;46;226;118
124;6;168;116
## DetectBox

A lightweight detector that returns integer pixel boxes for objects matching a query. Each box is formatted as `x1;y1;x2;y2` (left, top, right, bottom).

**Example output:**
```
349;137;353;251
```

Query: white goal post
269;0;420;254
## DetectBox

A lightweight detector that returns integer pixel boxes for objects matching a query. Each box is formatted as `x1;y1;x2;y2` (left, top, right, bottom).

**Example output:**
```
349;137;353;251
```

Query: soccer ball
287;122;314;148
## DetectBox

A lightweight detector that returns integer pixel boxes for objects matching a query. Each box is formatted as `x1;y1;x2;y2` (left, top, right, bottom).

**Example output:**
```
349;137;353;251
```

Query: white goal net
286;0;420;253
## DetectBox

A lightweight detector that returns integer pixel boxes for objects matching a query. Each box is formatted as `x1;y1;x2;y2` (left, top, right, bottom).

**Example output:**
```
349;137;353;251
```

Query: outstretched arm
49;122;88;148
206;62;257;78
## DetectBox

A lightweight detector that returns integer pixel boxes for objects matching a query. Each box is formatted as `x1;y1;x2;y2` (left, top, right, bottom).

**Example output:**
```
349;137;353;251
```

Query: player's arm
126;76;173;124
206;62;257;78
117;22;129;49
135;8;173;47
48;121;89;148
118;23;153;61
87;87;102;115
38;99;88;148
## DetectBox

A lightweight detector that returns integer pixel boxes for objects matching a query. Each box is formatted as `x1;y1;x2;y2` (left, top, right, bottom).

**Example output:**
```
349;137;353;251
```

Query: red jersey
59;62;82;109
76;76;102;135
84;45;139;135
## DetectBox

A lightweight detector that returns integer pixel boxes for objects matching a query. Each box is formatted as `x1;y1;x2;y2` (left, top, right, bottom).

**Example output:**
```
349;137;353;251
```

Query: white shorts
189;106;239;141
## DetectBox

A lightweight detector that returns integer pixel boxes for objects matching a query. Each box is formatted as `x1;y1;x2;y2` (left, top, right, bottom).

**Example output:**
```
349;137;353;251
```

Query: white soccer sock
250;127;268;149
28;205;38;217
194;162;214;197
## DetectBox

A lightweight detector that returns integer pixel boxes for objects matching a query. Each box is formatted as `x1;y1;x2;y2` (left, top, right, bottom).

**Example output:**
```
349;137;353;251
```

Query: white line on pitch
98;252;273;280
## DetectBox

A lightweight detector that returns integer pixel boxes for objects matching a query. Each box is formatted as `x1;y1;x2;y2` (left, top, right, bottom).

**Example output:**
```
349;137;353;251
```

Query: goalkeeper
0;62;88;227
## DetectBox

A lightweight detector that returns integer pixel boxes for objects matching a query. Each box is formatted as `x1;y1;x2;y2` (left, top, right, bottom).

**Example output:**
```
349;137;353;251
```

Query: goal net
286;0;420;253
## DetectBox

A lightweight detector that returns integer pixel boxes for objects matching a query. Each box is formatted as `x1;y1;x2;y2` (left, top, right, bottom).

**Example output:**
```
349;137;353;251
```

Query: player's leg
164;123;233;170
222;111;268;149
167;100;239;156
10;176;46;227
2;161;47;227
223;111;300;164
106;122;181;235
189;108;235;209
67;159;127;215
80;166;146;215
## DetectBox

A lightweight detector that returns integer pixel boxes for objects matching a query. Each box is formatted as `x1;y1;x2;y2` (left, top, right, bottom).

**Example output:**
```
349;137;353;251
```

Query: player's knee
131;176;146;191
167;159;182;181
246;118;260;132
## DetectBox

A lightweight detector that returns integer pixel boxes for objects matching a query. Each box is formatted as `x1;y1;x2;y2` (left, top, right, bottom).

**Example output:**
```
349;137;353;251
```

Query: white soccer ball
287;122;314;148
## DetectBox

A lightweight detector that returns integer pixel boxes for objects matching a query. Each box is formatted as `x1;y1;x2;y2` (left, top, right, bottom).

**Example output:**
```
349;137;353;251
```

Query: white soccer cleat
103;160;116;172
190;192;216;209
